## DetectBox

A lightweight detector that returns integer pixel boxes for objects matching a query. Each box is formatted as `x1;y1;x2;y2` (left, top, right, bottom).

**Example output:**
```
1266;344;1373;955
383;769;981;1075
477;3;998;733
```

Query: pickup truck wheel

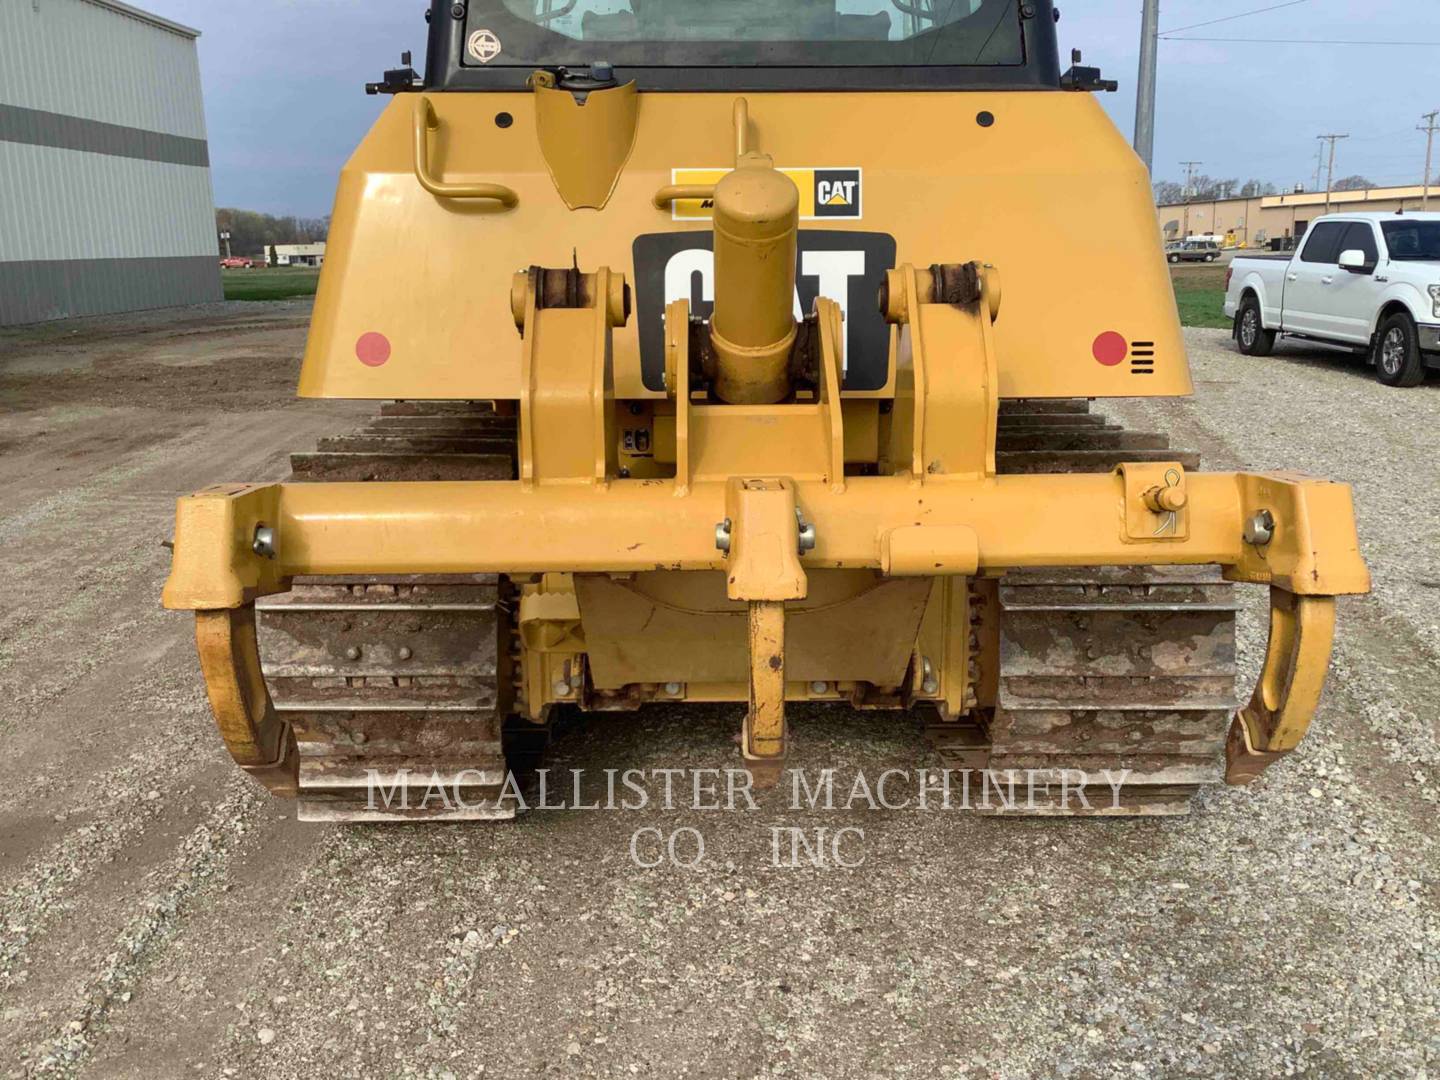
1204;253;1218;262
1235;297;1275;357
1375;312;1425;387
1168;254;1180;264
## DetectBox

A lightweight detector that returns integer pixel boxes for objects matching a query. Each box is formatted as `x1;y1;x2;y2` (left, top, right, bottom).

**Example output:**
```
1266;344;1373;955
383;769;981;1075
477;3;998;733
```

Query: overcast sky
144;0;1440;217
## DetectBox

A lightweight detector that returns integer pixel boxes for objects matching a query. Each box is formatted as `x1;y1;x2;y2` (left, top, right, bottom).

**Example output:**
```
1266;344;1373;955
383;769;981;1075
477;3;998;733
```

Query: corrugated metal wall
0;0;222;325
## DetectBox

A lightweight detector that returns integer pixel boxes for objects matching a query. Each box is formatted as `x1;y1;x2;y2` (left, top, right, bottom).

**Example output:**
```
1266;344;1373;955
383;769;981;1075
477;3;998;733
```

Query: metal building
0;0;222;325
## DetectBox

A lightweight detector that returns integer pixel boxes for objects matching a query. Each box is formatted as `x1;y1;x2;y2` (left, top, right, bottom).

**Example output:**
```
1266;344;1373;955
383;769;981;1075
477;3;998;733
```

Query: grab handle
653;184;716;210
413;97;519;206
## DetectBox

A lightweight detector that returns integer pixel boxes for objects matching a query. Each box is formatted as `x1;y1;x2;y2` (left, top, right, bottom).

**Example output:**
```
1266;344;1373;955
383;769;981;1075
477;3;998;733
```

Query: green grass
1173;281;1231;330
1170;262;1231;330
222;267;321;302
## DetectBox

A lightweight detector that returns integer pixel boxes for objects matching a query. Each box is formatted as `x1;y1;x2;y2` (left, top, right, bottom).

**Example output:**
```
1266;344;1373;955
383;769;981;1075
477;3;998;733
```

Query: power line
1160;0;1311;37
1347;128;1429;144
1161;37;1440;46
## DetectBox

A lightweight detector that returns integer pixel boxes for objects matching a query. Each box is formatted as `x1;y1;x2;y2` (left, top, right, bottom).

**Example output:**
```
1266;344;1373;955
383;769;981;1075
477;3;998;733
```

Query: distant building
273;243;327;268
0;0;222;325
1157;184;1436;249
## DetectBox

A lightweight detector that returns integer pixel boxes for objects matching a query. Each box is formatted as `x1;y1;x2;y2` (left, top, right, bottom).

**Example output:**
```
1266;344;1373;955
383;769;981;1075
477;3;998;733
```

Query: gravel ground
0;308;1436;1079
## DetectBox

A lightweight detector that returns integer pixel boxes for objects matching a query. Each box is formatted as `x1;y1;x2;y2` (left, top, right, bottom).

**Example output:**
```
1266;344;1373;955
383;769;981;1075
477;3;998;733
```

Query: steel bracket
722;477;807;603
1118;460;1189;541
193;607;298;796
1225;589;1337;784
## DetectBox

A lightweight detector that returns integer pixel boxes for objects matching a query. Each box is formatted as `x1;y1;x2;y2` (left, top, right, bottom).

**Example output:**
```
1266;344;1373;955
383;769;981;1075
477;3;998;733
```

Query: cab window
1299;222;1347;264
1338;222;1378;264
474;0;1027;68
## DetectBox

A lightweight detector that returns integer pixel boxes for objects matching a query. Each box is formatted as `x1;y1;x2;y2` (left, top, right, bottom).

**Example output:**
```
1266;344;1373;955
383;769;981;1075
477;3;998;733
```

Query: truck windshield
467;1;1025;68
1381;221;1440;261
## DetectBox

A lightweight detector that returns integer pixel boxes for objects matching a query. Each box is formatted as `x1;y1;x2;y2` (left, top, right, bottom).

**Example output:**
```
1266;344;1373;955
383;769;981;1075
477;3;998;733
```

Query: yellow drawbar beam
163;472;1369;611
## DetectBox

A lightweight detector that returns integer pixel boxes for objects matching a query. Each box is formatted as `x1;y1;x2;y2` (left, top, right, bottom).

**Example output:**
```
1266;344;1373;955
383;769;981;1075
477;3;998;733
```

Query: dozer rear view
162;0;1369;821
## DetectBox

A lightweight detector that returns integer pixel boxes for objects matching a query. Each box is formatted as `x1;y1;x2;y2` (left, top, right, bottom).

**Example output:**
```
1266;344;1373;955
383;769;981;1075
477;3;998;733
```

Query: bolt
553;679;572;698
252;525;276;559
1244;509;1276;546
921;656;938;696
795;508;817;553
664;681;683;696
450;3;466;18
810;681;829;695
715;518;732;554
345;646;362;661
398;646;413;661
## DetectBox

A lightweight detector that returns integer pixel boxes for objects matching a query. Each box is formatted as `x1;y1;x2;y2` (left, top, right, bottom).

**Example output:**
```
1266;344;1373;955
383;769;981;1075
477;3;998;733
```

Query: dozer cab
163;0;1368;821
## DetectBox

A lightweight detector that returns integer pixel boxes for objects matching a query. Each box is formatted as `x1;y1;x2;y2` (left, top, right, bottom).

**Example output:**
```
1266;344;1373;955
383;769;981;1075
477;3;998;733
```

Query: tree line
1154;175;1377;206
214;209;330;257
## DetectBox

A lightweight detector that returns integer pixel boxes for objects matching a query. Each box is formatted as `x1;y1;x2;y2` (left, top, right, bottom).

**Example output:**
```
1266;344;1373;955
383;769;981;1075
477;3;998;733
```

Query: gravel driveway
0;309;1435;1079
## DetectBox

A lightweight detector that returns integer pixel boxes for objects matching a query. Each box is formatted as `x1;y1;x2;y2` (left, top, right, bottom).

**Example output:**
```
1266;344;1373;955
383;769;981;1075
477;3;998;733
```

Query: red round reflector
356;332;392;367
1092;331;1128;367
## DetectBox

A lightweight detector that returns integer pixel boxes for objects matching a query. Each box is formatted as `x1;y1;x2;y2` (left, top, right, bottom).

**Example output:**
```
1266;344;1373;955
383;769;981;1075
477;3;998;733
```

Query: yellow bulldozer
163;0;1368;821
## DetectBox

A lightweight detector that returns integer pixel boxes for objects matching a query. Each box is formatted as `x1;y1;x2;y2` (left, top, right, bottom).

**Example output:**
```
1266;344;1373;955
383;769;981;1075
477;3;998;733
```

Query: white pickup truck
1223;211;1440;386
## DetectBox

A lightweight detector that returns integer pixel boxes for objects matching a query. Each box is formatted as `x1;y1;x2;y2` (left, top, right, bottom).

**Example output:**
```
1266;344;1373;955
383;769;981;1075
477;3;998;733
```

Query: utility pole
1421;110;1439;210
1180;161;1201;237
1181;161;1202;198
1312;145;1325;193
1133;0;1161;171
1317;134;1349;213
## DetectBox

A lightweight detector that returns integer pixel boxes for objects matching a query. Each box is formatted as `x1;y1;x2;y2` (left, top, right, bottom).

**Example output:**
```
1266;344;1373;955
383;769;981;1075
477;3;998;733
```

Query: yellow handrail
652;184;716;209
413;97;519;206
653;96;755;209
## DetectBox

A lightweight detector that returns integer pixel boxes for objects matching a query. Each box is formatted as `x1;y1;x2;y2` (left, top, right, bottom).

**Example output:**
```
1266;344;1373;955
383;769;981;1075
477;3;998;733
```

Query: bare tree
1239;179;1277;197
1333;175;1376;192
214;209;331;256
1186;176;1239;201
1153;180;1185;205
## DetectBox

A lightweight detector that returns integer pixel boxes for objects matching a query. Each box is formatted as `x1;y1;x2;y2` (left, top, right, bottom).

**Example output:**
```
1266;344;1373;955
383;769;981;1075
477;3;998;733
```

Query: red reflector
356;332;391;367
1092;331;1127;367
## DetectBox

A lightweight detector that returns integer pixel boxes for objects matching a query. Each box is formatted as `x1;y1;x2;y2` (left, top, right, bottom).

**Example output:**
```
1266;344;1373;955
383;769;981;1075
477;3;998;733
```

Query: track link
928;400;1239;816
256;402;524;822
